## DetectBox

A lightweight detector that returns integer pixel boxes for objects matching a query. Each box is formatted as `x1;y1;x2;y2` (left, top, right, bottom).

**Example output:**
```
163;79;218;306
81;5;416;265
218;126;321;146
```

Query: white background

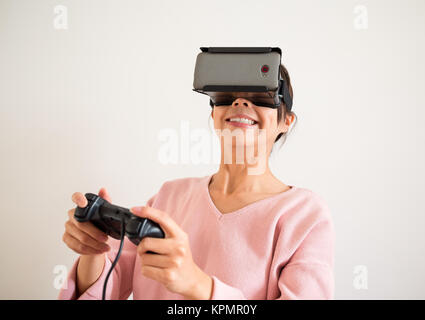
0;0;424;299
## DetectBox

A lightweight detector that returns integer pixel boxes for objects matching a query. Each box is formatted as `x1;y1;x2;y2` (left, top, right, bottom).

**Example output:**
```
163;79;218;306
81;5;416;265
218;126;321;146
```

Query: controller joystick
74;193;164;246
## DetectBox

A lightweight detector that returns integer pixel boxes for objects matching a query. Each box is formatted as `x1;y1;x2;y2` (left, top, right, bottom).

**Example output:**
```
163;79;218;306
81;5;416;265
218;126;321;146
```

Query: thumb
98;187;112;203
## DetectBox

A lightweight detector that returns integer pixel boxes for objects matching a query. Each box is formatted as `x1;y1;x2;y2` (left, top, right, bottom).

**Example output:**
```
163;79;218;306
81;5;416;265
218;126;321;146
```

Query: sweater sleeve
58;193;158;300
274;217;335;299
210;214;335;300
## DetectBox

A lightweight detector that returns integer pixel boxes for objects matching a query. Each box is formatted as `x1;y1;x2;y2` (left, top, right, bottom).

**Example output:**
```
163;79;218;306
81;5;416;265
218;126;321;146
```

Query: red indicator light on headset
261;65;269;73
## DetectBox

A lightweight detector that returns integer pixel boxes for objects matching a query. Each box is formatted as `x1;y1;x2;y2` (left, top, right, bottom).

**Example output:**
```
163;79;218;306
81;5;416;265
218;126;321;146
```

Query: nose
231;98;252;107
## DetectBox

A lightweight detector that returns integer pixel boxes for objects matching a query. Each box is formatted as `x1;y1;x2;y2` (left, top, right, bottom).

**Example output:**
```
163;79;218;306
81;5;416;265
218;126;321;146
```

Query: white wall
0;0;424;299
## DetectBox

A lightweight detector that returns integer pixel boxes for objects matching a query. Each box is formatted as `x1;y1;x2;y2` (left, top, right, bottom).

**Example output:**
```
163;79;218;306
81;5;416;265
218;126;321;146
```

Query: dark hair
274;64;297;148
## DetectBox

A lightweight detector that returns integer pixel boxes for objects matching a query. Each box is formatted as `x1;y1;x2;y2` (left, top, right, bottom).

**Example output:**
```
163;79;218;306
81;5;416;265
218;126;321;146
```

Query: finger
67;208;108;242
67;208;75;220
139;252;173;268
62;232;104;256
130;206;182;238
70;218;109;243
65;221;110;252
98;187;112;203
137;237;175;255
71;192;88;208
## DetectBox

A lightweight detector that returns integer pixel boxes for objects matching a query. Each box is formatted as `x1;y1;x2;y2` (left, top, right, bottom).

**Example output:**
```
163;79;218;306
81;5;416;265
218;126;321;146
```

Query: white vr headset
193;47;293;111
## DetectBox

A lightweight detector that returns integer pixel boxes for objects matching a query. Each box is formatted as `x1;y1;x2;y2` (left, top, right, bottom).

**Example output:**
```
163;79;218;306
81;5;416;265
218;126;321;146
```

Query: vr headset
192;47;292;111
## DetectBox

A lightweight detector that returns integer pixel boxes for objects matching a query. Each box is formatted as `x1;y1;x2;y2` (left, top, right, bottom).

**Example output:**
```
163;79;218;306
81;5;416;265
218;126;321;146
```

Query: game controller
74;193;165;246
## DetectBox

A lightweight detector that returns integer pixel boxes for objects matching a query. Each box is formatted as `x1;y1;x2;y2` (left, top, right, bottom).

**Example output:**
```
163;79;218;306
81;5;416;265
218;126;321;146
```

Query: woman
59;64;334;300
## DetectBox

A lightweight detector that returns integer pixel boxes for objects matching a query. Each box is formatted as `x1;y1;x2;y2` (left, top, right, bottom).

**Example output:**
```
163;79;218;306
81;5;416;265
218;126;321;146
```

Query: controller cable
102;217;126;300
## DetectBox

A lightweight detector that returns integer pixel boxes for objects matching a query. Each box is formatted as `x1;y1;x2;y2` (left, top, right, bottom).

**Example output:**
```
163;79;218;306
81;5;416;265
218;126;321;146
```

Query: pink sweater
58;174;334;300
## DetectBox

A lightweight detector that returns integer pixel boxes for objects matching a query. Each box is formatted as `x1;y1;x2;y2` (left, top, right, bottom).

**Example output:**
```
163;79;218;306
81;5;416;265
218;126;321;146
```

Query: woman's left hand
130;206;213;300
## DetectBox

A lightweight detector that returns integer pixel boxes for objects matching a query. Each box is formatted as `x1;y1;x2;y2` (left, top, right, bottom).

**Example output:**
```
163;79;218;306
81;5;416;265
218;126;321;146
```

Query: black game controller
74;193;165;246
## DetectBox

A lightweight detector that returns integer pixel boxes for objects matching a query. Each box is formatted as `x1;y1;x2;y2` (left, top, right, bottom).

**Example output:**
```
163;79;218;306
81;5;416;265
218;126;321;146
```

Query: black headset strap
279;78;293;112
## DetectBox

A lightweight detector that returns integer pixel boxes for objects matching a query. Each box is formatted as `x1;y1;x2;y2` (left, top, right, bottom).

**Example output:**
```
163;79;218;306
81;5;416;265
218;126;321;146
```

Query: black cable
102;217;125;300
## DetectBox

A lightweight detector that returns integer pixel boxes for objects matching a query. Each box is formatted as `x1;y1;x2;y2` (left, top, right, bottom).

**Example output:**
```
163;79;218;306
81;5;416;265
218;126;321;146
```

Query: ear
286;113;295;127
278;112;294;135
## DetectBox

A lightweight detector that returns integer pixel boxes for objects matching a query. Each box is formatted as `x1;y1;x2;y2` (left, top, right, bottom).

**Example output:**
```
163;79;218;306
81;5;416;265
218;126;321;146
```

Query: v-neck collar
203;174;297;221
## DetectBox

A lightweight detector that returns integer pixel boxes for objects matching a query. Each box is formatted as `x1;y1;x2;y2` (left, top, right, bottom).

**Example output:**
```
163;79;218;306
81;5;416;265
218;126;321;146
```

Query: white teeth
228;117;255;125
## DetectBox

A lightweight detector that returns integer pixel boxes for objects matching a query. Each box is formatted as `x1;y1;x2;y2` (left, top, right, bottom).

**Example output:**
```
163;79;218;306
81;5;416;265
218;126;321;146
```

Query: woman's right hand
63;189;111;256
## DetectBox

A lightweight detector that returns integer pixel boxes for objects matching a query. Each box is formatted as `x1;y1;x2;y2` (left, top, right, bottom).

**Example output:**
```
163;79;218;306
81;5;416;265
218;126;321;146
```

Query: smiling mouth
225;117;258;125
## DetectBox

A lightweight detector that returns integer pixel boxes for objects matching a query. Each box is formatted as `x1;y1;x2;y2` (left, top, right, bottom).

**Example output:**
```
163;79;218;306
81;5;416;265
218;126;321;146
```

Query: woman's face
211;97;293;154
